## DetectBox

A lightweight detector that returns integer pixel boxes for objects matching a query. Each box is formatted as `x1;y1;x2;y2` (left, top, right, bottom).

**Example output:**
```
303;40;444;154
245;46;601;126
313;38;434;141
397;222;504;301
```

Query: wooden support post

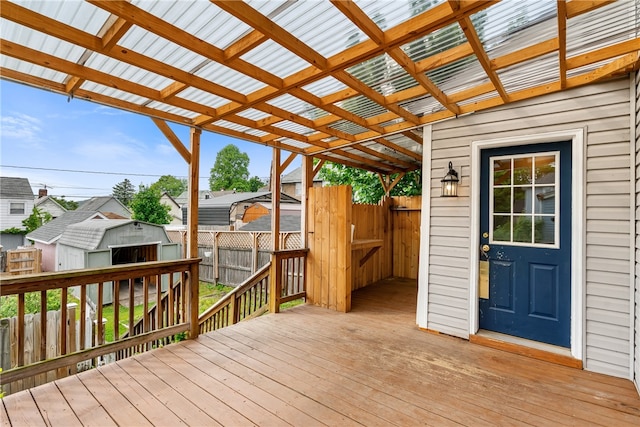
301;155;314;249
187;127;201;259
270;148;282;314
188;261;200;339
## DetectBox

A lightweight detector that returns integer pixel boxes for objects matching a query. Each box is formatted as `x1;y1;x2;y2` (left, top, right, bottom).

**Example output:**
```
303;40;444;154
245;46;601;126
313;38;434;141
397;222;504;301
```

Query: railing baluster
114;277;120;341
60;288;68;356
17;293;25;367
128;278;134;336
97;283;104;346
39;291;46;361
80;285;86;351
168;274;175;327
156;274;162;330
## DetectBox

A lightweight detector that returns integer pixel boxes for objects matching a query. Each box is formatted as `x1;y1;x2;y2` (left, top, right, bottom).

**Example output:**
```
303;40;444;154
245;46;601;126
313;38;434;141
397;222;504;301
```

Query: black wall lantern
441;161;459;197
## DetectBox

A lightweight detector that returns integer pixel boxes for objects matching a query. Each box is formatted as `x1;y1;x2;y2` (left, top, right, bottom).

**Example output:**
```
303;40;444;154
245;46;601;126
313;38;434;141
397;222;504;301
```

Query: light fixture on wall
441;162;459;197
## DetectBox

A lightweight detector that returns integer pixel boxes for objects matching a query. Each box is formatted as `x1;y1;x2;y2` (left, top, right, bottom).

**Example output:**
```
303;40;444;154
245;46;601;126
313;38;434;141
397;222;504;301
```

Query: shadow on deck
3;277;640;426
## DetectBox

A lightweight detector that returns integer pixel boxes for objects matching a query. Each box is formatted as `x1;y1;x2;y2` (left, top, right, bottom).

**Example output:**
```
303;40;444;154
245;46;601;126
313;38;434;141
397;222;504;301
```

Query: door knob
482;244;490;253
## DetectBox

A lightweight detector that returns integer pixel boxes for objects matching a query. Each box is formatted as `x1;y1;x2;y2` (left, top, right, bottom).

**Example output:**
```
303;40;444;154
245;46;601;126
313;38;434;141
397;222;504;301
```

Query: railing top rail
198;261;271;325
1;258;202;294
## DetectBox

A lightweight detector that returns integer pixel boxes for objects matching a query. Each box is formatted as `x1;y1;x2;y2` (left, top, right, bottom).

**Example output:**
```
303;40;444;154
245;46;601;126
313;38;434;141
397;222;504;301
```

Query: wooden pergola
2;0;639;256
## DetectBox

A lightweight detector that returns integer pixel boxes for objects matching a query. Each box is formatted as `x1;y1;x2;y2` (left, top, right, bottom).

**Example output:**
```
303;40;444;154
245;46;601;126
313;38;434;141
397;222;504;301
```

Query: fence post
213;232;219;283
252;233;259;274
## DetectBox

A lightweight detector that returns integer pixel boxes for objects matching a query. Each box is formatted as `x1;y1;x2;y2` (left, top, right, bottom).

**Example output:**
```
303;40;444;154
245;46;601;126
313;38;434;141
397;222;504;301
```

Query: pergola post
301;155;314;248
187;127;201;338
269;148;282;314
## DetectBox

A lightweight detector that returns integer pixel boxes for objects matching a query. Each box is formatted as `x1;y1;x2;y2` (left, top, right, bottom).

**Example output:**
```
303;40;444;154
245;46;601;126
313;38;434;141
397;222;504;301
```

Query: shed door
479;142;571;347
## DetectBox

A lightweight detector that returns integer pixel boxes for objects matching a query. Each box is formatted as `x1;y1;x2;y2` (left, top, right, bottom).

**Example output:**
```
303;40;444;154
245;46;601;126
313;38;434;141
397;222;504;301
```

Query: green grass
199;282;234;313
280;298;305;310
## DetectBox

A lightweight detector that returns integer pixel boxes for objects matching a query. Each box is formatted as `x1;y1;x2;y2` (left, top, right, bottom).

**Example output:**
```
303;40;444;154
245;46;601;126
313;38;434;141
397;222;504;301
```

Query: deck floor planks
76;368;153;426
213;324;459;426
144;349;254;426
187;337;363;427
204;330;418;427
4;277;640;427
28;381;82;427
117;354;229;427
167;343;325;426
158;344;292;427
53;374;117;426
287;296;637;425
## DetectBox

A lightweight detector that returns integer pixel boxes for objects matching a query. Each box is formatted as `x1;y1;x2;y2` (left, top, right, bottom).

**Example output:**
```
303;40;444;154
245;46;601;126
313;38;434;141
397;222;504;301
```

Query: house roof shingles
26;211;105;244
0;176;33;199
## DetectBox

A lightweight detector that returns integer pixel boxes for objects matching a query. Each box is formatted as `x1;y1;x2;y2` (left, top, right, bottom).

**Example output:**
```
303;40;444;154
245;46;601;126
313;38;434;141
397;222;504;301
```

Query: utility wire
0;164;209;179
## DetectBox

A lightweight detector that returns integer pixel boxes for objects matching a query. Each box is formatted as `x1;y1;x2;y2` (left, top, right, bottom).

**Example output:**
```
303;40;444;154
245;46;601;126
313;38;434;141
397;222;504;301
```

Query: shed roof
239;214;301;232
1;1;637;175
0;176;33;199
58;219;135;250
26;210;105;244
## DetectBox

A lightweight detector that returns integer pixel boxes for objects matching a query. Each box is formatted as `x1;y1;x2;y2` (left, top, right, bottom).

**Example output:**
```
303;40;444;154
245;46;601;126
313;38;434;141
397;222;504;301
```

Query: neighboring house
182;191;300;229
57;219;180;305
26;211;107;272
239;214;301;232
173;189;234;206
281;167;322;198
77;196;131;218
0;176;34;249
160;192;182;225
35;195;67;220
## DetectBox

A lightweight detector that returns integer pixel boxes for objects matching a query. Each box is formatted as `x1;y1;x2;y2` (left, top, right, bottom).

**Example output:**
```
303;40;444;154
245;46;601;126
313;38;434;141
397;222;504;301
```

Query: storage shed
57;219;180;305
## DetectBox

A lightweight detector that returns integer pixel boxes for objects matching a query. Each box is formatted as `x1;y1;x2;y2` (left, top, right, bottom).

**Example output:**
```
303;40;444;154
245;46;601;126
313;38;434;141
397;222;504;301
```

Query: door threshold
470;330;582;369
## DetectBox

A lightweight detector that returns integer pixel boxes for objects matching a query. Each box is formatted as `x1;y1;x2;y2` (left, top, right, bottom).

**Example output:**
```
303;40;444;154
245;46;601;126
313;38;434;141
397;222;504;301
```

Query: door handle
482;244;490;252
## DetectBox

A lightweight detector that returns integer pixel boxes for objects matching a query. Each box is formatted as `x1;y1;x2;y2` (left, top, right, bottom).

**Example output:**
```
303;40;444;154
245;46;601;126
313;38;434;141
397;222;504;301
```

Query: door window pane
513;216;532;243
493;188;511;213
534;186;555;214
493;215;511;241
513;157;532;185
513;187;531;214
535;156;555;183
493;159;511;185
534;216;555;244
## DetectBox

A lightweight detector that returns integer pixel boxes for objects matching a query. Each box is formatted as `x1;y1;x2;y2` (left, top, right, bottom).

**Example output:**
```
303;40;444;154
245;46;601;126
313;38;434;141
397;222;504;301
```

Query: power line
0;164;209;179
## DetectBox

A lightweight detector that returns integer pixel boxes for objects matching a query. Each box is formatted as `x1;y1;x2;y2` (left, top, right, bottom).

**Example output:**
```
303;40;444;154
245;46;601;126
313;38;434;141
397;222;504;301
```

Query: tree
319;162;421;204
129;186;171;225
149;175;187;198
112;178;135;207
22;206;52;233
50;196;78;210
247;176;266;192
209;144;251;191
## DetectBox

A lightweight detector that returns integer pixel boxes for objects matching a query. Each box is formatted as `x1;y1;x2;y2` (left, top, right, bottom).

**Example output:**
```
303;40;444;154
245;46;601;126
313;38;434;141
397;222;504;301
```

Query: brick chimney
38;188;48;198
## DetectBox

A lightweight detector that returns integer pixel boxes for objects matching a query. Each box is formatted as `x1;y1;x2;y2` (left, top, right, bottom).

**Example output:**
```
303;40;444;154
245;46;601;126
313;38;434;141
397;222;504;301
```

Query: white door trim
469;128;585;360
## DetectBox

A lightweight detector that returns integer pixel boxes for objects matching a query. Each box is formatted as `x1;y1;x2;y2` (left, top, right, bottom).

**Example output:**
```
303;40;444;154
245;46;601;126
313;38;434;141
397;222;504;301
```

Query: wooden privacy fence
0;259;200;393
390;196;421;280
0;304;95;395
6;247;42;275
166;230;301;286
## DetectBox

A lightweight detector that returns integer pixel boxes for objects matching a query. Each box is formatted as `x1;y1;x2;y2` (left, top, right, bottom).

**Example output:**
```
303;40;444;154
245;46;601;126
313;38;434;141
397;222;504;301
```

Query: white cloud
0;113;43;145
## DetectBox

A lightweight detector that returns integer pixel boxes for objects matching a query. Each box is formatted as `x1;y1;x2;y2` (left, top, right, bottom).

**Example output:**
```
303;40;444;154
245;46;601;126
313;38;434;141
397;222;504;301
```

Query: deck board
3;277;640;426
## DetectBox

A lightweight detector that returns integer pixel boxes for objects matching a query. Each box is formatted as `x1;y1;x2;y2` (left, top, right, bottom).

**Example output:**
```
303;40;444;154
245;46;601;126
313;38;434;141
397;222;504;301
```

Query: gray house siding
424;78;633;378
635;69;640;392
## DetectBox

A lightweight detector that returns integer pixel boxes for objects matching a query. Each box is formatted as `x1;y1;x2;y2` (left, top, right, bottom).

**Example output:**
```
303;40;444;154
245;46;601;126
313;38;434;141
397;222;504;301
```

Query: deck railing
199;248;308;333
0;259;200;389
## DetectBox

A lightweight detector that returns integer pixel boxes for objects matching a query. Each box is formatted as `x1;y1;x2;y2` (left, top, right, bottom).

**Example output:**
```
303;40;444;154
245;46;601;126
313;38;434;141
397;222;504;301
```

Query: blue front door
479;142;571;347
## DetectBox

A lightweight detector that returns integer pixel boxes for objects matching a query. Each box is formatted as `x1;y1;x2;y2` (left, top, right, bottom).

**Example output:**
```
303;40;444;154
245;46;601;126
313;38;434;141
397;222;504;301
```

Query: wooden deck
3;278;640;426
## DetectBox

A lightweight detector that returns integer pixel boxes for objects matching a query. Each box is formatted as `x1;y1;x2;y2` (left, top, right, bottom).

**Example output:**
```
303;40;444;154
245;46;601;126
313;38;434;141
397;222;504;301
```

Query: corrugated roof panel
15;0;110;34
302;76;348;98
272;121;317;136
80;81;150;105
175;86;231;109
438;57;486;94
236;109;273;121
498;52;559;93
567;1;638;57
329;120;370;136
385;132;423;154
355;0;445;31
144;100;199;119
195;61;266;96
244;128;270;138
458;90;500;108
335;95;388;119
211;119;256;134
399;95;439;117
242;39;310;79
266;94;313;116
119;26;210;73
273;138;311;150
83;53;173;90
403;22;469;63
267;0;360;58
2;56;68;84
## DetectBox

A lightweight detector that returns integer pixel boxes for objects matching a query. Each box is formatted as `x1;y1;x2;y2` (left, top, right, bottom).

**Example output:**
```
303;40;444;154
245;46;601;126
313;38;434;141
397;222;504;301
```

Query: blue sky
0;80;280;200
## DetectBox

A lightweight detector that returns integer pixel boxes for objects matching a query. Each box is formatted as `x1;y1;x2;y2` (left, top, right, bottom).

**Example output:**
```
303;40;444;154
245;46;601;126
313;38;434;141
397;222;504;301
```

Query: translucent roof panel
175;87;233;110
567;1;638;57
266;94;316;116
272;138;311;150
82;82;151;106
119;26;210;73
1;19;88;65
212;119;259;134
399;95;440;118
195;61;266;96
272;121;317;137
329;120;370;136
403;22;469;63
242;39;311;79
303;76;348;99
336;95;388;119
132;0;251;49
1;56;68;84
83;53;173;91
346;53;394;93
458;90;500;108
236;109;272;122
498;52;559;93
479;0;557;53
267;1;361;58
355;0;446;31
14;0;111;34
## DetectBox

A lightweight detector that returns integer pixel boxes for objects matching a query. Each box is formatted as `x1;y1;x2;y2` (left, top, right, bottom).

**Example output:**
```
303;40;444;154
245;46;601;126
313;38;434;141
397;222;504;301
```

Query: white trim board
468;129;585;361
417;125;432;328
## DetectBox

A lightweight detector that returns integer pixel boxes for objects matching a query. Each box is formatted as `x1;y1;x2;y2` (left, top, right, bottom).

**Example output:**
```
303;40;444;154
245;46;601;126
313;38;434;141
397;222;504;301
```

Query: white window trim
469;129;585;361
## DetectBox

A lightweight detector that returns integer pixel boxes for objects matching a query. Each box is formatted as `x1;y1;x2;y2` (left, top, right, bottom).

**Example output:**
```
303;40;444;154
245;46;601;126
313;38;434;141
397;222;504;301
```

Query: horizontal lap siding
635;70;640;390
427;78;632;377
